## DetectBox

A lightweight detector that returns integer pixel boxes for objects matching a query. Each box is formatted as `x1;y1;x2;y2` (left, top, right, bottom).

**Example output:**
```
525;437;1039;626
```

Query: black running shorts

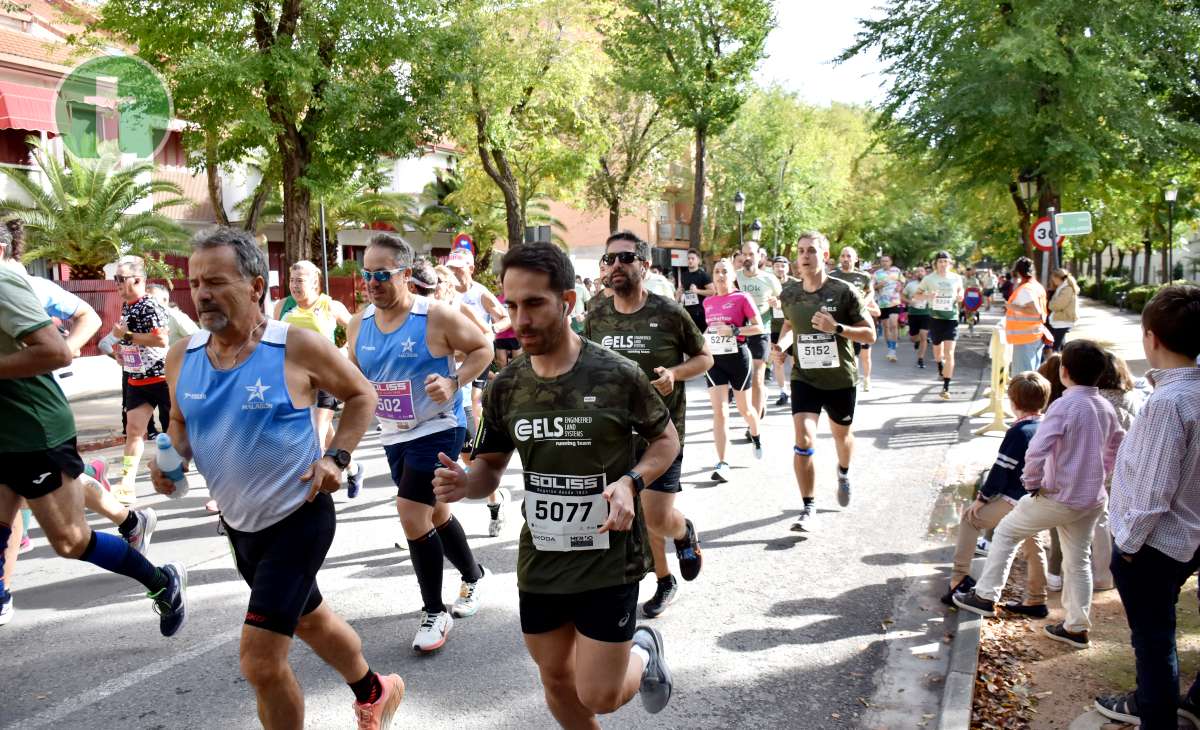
705;348;752;391
519;582;639;643
745;333;770;361
223;492;335;637
853;341;871;354
124;379;170;414
929;318;959;345
1;437;85;499
494;337;520;352
790;379;858;426
879;306;901;319
634;446;683;494
384;427;467;506
907;314;930;334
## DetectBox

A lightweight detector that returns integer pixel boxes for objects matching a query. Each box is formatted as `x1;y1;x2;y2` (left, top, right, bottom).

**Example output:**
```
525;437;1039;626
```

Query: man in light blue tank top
348;233;495;654
148;227;405;729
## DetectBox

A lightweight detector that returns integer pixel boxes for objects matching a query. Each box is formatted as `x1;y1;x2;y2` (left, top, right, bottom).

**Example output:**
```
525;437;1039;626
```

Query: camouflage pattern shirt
475;337;671;594
584;292;705;447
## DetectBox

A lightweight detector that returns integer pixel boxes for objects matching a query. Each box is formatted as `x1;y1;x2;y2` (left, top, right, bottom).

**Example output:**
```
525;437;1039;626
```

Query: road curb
938;612;982;730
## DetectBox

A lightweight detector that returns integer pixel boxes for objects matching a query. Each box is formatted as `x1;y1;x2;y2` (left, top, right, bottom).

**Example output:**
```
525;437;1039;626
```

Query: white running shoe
412;610;452;653
125;507;158;556
488;488;511;537
1046;573;1063;592
711;462;730;483
862;377;871;392
886;351;898;363
790;504;816;533
752;439;763;460
0;593;12;626
451;566;486;618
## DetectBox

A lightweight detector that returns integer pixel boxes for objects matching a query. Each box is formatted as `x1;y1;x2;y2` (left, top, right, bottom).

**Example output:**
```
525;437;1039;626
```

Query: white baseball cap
446;250;474;269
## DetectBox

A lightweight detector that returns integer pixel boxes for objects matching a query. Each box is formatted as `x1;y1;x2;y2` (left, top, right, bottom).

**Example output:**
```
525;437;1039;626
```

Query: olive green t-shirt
584;292;705;447
0;267;76;452
918;272;964;320
780;276;865;391
829;269;871;300
475;337;670;594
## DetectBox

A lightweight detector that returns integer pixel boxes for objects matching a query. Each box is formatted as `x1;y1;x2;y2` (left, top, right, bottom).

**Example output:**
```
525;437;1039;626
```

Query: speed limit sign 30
1029;216;1063;252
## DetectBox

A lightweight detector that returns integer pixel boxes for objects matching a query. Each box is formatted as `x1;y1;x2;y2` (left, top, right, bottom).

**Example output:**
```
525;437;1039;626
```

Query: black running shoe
1180;695;1200;728
1095;692;1140;724
940;575;975;607
775;392;790;407
674;519;702;581
152;561;188;637
917;358;925;369
951;589;995;618
641;577;678;618
1000;601;1049;619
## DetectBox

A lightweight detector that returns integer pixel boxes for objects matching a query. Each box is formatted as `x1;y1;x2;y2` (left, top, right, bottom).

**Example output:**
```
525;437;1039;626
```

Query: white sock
631;644;651;676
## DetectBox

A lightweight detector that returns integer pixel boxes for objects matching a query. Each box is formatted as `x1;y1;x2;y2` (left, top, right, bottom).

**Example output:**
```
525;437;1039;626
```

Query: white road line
20;628;240;728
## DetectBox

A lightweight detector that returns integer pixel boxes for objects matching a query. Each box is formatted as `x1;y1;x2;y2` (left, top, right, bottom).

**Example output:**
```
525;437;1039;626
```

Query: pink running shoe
88;459;112;492
18;535;32;554
353;673;404;730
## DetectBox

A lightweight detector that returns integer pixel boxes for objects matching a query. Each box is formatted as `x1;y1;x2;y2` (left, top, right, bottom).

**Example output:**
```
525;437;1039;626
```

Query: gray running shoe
632;625;672;713
790;504;815;533
711;462;730;483
126;507;158;556
836;471;851;507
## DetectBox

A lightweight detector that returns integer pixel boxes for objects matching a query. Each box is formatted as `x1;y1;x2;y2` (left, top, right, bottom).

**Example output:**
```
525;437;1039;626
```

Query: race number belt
682;291;699;306
797;333;838;369
523;471;610;552
933;294;955;311
374;380;416;431
706;331;737;355
771;306;784;319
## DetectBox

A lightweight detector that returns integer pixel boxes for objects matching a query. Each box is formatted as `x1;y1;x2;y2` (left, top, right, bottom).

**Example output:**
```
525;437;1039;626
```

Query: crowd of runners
3;223;1152;730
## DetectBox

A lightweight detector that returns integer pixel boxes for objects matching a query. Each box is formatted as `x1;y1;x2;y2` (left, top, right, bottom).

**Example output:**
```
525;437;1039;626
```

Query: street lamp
733;191;746;249
1165;180;1179;283
750;219;762;243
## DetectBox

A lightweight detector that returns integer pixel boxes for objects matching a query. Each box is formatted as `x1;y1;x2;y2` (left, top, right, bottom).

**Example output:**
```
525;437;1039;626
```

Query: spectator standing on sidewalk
1046;269;1079;354
1005;257;1049;375
1095;285;1200;729
954;339;1124;650
941;371;1052;618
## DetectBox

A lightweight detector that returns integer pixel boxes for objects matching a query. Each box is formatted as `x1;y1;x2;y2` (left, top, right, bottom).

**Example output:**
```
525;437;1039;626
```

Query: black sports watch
624;470;646;493
835;324;845;336
730;325;741;337
323;448;352;470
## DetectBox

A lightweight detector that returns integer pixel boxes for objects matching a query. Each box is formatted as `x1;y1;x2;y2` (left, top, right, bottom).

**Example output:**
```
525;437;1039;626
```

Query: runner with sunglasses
585;232;711;619
347;234;496;653
703;258;765;484
109;255;171;504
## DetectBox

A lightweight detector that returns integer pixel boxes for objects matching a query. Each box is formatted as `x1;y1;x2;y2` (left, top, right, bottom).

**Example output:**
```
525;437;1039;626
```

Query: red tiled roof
153;167;216;223
0;25;82;66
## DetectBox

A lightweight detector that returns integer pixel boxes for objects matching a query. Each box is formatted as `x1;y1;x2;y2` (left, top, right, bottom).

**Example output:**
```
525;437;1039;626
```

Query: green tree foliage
607;0;774;251
445;0;607;248
0;140;188;279
843;0;1200;258
100;0;457;269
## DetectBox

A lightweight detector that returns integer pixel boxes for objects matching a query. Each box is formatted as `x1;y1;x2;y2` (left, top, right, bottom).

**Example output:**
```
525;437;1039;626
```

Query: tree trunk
1161;234;1170;284
689;124;707;252
608;199;620;235
503;193;524;249
1143;231;1152;286
1093;250;1103;295
204;132;230;227
280;141;312;273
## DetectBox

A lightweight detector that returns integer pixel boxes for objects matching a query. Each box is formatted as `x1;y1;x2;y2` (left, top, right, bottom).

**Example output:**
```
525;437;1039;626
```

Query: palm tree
0;138;189;279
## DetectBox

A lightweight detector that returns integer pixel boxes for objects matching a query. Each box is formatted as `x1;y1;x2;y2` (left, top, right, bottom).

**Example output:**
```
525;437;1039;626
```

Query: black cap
934;250;952;260
772;255;789;264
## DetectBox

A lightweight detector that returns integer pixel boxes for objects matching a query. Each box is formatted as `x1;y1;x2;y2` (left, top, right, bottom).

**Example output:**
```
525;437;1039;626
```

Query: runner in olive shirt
433;242;678;724
585;231;712;619
918;251;965;401
769;256;798;406
902;265;932;368
773;232;876;530
830;246;881;391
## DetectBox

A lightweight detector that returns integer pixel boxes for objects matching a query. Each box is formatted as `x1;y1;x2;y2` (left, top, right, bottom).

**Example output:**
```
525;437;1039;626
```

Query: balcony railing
657;221;690;242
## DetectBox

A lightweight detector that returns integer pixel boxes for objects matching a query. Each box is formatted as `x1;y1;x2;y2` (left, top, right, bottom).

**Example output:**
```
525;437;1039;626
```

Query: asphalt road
2;316;1003;730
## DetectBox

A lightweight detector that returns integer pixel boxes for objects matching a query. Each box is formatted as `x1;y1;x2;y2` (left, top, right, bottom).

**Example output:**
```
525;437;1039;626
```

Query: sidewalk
1066;298;1147;377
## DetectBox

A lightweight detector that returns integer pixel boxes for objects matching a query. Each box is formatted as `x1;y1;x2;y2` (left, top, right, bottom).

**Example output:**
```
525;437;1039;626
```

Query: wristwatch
447;373;460;388
323;448;352;470
835;324;845;336
624;470;646;493
731;325;741;337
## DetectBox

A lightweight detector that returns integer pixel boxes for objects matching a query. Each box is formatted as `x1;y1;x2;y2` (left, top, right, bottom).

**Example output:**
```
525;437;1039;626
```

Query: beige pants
951;498;1049;605
975;494;1104;633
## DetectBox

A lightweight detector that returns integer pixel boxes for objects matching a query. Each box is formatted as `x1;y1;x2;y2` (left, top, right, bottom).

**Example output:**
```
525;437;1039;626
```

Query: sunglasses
361;267;407;283
600;251;642;266
114;275;140;284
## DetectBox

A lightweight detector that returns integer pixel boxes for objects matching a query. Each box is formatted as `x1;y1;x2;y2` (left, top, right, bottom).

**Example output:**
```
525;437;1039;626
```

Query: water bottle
155;433;189;499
